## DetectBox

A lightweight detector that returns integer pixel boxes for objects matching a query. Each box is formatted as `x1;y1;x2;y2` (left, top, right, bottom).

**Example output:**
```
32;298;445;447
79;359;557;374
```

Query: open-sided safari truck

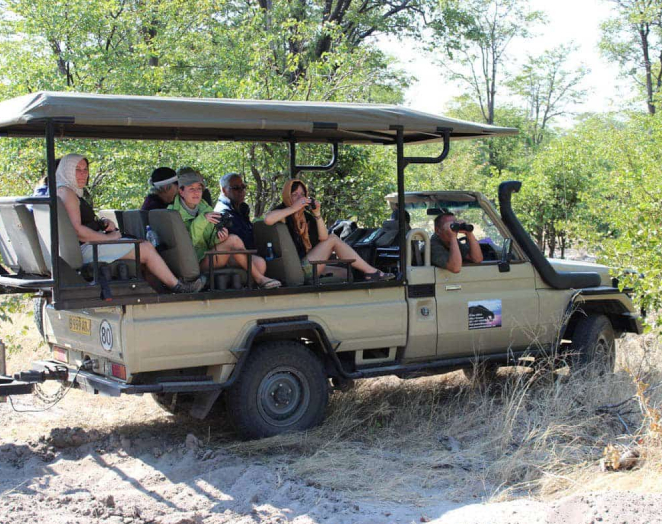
0;92;642;439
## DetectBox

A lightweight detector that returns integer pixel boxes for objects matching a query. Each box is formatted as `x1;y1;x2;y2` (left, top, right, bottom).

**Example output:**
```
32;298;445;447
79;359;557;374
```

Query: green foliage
599;0;662;114
580;112;662;322
0;0;422;224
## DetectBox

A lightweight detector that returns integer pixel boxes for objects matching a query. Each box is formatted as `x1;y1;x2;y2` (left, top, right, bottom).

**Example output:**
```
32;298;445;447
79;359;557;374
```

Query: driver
430;212;483;273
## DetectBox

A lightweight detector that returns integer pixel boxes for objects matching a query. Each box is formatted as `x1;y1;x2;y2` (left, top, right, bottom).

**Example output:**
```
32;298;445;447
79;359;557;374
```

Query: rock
200;450;214;461
120;436;132;450
185;434;200;450
105;495;116;508
154;512;202;524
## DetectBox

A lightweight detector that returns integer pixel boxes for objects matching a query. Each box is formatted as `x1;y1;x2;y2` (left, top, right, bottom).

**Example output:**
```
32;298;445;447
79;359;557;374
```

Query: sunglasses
229;184;247;191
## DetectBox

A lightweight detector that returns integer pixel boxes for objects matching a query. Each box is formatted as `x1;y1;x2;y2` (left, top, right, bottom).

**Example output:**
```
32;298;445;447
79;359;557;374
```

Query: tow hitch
0;339;69;399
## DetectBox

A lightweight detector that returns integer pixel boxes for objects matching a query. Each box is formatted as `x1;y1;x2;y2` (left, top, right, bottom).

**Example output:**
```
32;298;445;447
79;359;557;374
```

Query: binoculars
450;222;474;233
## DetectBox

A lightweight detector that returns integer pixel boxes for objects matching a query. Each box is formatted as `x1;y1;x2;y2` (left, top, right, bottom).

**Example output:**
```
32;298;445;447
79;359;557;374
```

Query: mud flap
189;390;222;419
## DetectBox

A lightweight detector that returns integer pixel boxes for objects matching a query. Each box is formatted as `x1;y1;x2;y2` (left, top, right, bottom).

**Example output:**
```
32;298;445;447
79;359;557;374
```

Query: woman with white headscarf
56;153;204;293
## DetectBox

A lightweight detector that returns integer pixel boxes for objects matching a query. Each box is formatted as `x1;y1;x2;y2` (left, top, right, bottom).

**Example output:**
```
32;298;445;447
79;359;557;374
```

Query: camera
214;212;233;233
450;222;474;233
306;189;317;211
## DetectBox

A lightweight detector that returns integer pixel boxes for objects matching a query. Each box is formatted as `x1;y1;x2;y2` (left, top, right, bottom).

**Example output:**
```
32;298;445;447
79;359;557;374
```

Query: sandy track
2;392;662;524
2;309;662;523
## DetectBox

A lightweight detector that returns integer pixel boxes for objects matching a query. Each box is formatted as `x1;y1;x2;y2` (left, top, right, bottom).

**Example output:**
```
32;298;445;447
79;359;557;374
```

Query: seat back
122;210;149;239
0;209;19;271
33;199;84;272
148;209;200;281
0;204;50;275
374;219;400;248
253;220;304;286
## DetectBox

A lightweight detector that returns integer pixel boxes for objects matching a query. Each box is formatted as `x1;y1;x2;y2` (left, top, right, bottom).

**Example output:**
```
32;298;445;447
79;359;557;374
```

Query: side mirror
498;238;512;273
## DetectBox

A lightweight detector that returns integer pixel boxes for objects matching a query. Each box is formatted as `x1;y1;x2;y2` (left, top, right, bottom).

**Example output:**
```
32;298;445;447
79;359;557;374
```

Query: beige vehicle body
0;92;642;438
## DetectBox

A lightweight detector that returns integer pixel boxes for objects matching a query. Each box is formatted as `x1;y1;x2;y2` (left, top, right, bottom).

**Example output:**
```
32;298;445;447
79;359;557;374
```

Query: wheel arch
238;317;350;381
563;295;642;341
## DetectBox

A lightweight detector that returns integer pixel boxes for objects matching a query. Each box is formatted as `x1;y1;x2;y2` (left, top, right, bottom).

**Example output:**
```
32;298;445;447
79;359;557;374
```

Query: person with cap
141;167;179;211
170;167;281;289
56;154;205;294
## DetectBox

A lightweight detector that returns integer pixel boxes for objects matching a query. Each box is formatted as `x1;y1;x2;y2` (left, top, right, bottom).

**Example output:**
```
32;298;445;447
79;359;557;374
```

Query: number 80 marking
100;320;113;351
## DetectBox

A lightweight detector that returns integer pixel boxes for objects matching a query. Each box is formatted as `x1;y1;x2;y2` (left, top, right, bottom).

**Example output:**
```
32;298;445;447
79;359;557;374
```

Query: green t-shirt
430;234;470;269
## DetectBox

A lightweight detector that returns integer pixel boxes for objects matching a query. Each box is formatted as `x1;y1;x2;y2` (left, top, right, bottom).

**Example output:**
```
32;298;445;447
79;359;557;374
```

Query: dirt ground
2;306;662;524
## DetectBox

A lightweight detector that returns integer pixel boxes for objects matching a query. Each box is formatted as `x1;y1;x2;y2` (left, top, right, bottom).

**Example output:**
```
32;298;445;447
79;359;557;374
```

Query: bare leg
121;241;178;288
304;234;377;274
205;235;273;286
200;251;232;272
228;254;267;275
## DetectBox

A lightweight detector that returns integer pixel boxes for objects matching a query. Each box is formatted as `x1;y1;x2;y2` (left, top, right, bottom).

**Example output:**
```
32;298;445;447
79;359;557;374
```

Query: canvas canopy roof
0;91;517;144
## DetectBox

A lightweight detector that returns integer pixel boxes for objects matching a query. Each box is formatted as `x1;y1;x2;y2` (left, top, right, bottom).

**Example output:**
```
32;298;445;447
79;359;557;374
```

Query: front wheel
567;314;616;374
226;341;329;439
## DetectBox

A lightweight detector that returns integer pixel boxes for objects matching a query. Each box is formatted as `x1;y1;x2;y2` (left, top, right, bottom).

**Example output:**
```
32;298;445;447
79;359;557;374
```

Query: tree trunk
639;23;656;115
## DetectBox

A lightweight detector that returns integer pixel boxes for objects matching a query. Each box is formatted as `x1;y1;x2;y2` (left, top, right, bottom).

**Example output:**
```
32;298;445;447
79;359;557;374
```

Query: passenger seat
33;199;137;282
253;220;347;287
122;210;149;239
0;204;49;276
148;209;246;289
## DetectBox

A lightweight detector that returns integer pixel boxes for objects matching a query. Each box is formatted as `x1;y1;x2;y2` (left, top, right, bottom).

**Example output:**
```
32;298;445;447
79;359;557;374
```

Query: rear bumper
30;360;225;397
30;361;162;397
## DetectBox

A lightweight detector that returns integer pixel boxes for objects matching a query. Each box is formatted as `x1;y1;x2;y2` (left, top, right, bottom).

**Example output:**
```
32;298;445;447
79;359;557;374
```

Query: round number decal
99;320;113;352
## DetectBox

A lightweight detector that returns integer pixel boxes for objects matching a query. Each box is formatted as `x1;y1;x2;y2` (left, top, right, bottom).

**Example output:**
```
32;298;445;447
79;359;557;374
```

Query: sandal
259;278;282;289
363;271;395;282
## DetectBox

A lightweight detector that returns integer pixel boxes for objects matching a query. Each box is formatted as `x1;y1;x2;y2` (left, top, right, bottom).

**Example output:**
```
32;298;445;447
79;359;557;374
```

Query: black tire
33;296;46;340
568;314;616;374
463;362;499;385
226;341;329;439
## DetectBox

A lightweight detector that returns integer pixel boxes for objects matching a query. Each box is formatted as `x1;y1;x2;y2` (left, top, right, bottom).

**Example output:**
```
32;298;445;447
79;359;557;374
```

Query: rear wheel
227;341;329;439
567;314;616;374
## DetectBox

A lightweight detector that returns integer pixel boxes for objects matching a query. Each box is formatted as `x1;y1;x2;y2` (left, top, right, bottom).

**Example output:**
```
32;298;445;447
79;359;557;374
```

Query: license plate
69;315;91;336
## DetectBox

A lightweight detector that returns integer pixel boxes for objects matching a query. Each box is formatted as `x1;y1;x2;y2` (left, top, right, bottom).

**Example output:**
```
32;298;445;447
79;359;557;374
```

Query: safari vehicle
0;92;642;439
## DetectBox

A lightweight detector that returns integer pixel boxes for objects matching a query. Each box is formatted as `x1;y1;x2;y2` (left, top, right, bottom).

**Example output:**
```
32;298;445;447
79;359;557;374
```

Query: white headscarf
56;154;87;198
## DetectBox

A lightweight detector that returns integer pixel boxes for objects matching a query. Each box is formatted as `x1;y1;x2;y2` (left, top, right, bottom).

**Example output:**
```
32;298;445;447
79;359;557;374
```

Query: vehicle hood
547;258;612;286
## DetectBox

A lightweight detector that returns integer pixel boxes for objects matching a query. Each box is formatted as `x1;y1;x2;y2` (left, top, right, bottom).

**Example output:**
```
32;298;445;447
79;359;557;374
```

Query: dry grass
229;334;662;504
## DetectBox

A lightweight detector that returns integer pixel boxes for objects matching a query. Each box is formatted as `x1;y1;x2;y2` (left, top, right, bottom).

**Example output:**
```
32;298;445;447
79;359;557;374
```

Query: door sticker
468;300;502;330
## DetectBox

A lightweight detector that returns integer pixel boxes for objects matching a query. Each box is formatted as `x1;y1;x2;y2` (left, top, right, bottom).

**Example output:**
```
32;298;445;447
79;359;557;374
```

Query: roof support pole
288;139;297;178
288;138;339;179
404;128;452;167
45;119;60;304
395;127;406;279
